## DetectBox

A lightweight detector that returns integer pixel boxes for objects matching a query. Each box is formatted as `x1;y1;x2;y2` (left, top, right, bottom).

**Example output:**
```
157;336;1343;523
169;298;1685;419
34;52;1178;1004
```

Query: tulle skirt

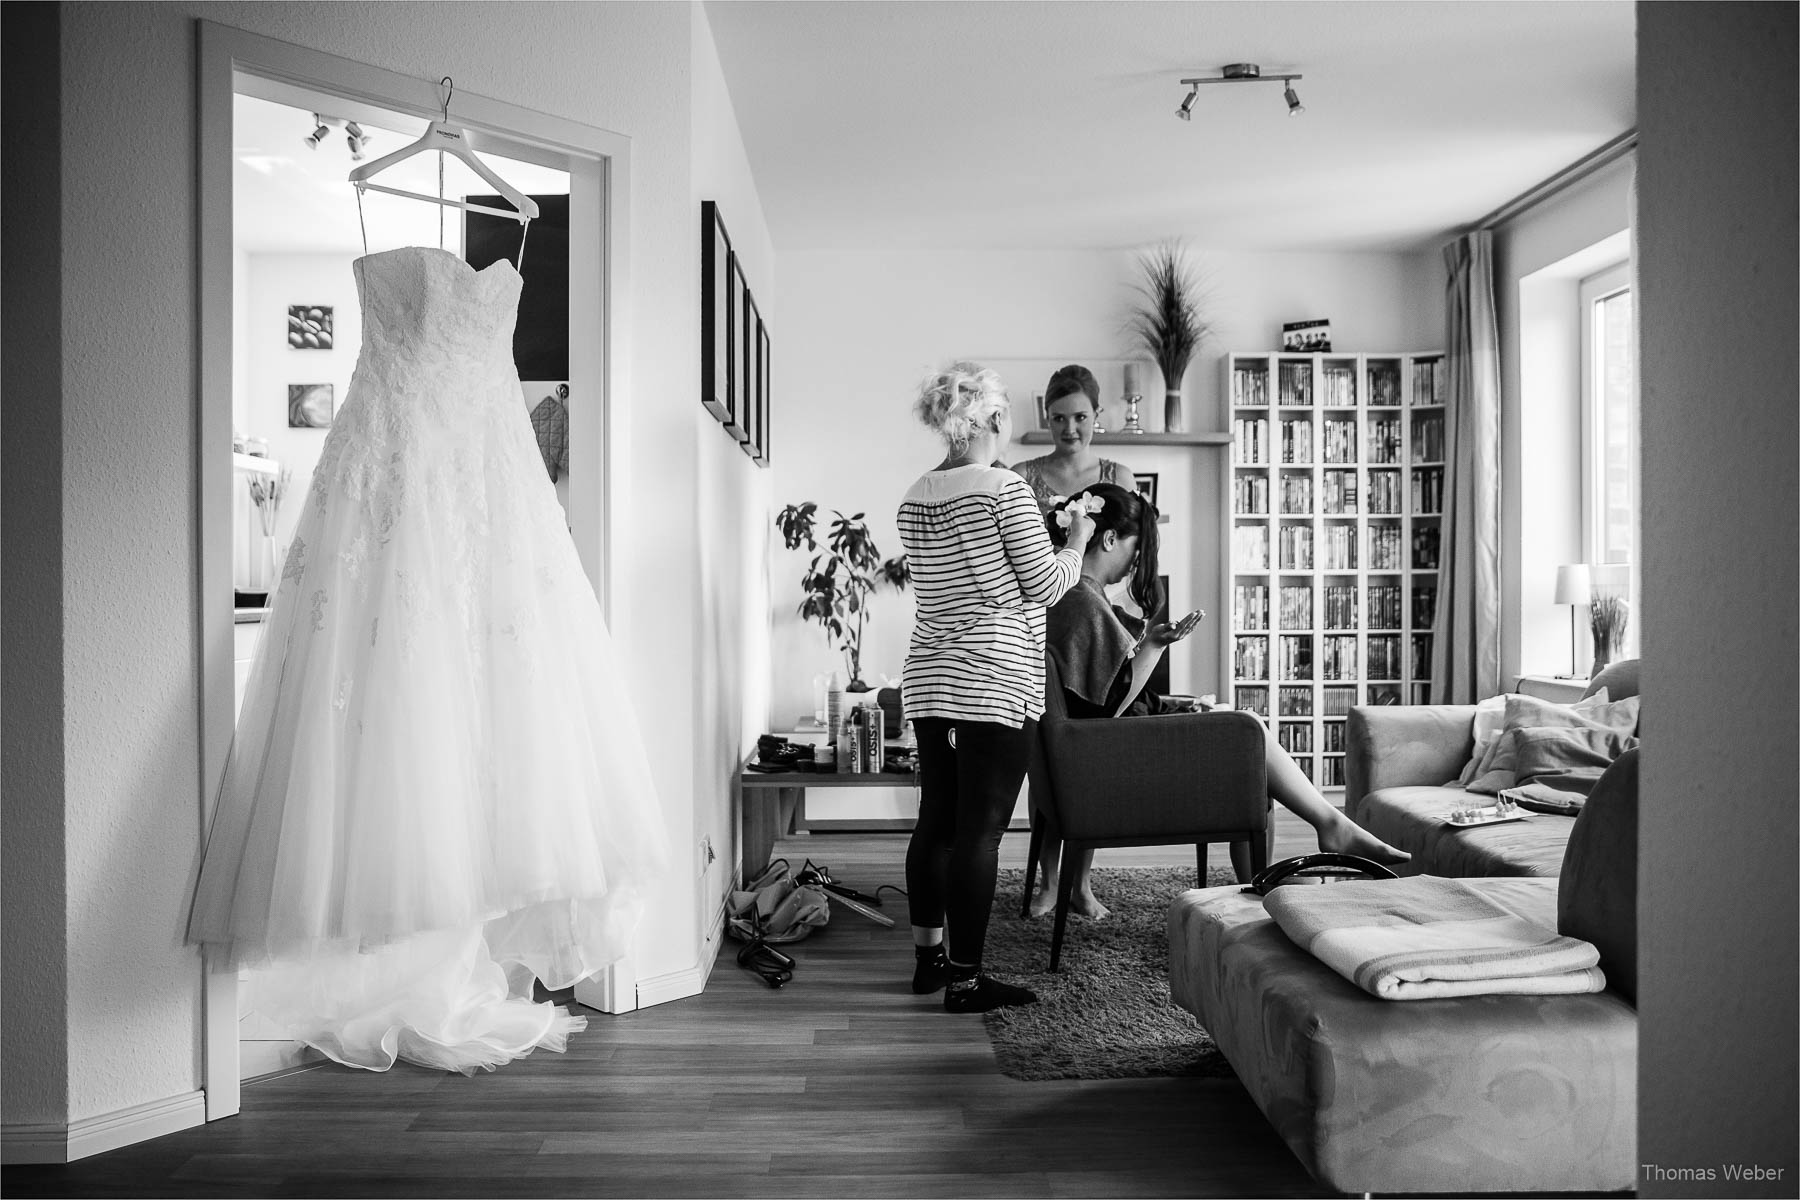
190;364;668;1073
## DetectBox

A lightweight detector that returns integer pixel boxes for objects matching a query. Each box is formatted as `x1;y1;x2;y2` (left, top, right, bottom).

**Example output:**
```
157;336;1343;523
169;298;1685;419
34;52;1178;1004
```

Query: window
1580;262;1636;567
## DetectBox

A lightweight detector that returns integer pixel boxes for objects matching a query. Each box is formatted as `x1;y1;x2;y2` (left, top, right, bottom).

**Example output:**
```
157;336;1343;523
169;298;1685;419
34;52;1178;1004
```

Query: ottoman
1168;877;1637;1194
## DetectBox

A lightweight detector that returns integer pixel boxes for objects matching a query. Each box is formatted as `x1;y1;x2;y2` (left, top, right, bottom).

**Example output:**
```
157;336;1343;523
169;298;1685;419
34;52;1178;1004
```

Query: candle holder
1121;392;1146;434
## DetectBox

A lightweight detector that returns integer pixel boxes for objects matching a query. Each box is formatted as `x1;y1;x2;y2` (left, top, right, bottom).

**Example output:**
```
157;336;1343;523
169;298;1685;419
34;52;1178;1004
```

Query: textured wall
25;0;750;1127
1;0;71;1129
1636;2;1798;1191
768;246;1441;726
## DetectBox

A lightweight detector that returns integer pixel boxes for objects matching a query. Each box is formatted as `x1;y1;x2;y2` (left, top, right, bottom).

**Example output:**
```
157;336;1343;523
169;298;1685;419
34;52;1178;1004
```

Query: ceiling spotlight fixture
303;113;331;149
344;121;370;161
1175;63;1306;120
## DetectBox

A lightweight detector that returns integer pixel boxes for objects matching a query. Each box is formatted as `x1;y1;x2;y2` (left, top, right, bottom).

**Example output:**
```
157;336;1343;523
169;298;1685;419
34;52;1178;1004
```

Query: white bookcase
1221;351;1446;789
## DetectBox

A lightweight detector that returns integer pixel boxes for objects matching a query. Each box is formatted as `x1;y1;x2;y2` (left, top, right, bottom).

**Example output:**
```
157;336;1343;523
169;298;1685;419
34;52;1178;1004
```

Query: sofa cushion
1558;748;1640;1004
1582;658;1640;703
1168;880;1638;1194
1356;785;1573;878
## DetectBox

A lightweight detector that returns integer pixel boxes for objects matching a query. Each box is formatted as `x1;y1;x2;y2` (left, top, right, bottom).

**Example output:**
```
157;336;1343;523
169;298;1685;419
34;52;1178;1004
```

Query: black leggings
905;716;1033;966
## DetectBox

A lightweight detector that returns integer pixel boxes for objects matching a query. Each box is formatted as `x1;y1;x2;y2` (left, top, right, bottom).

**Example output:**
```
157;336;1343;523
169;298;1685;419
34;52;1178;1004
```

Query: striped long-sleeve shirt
897;464;1083;727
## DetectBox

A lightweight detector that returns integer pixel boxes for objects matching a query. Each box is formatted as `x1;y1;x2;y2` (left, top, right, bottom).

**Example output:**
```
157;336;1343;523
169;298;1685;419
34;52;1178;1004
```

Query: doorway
197;20;632;1119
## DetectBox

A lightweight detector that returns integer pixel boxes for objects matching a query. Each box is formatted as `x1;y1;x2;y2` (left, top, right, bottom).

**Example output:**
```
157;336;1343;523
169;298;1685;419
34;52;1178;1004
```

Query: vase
1589;623;1624;677
1164;388;1184;434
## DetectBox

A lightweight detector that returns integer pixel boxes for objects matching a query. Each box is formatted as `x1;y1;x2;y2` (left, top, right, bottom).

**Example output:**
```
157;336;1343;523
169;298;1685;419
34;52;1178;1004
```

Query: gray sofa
1168;749;1641;1194
1343;659;1640;878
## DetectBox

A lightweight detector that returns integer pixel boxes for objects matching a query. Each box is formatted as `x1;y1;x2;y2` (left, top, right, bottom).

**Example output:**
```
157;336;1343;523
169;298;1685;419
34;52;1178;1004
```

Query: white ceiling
705;0;1637;253
233;94;569;255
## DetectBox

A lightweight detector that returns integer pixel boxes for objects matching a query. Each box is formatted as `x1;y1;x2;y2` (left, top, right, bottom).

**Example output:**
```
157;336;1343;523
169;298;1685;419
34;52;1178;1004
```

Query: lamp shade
1554;564;1593;606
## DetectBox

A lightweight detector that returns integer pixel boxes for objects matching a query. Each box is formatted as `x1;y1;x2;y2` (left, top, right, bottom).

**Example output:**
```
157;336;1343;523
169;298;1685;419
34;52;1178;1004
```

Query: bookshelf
1223;351;1446;789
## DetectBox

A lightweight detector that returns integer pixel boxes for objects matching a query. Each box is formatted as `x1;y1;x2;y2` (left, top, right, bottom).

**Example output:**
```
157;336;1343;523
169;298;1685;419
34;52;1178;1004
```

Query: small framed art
288;305;333;350
287;383;334;428
1135;471;1159;509
723;254;750;442
700;201;733;424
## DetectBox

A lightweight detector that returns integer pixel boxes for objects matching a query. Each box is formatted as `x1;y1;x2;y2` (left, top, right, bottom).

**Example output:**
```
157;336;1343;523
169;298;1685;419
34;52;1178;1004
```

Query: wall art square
1135;471;1159;509
288;383;335;428
288;305;334;350
700;201;733;425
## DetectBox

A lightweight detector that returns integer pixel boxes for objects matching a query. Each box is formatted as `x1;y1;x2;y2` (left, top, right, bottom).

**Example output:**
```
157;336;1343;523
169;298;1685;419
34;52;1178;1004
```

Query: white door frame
196;19;633;1120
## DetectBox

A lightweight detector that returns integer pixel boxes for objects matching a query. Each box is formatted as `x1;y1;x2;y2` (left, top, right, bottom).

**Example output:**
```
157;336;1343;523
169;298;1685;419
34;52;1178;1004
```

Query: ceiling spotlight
303;114;330;150
1176;64;1306;120
345;121;370;161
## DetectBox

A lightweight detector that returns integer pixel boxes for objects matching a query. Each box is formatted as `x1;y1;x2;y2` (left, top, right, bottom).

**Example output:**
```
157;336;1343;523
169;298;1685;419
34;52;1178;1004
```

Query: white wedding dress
189;246;668;1074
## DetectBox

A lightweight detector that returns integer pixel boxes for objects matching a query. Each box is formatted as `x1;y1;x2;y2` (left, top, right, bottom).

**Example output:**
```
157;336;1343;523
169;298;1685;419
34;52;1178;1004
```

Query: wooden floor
4;820;1336;1199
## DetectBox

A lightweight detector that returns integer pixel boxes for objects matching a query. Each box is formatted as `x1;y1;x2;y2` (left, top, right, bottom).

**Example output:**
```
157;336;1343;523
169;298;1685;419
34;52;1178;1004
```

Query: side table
738;765;919;882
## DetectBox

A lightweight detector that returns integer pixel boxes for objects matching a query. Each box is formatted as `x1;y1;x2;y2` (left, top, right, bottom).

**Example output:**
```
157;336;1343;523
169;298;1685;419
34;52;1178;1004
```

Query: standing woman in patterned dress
896;362;1095;1012
1010;364;1137;509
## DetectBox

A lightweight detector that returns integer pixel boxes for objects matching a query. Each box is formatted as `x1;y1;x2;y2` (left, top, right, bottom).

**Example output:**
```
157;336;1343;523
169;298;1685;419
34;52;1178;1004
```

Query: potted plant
1124;239;1211;433
776;502;910;691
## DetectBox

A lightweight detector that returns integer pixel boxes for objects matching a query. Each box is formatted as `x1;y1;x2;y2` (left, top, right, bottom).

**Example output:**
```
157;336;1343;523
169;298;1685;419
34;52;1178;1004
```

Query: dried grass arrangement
1124;240;1211;429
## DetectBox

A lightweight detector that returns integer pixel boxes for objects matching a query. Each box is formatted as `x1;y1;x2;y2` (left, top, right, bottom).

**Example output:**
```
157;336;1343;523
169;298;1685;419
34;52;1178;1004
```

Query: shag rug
979;865;1241;1082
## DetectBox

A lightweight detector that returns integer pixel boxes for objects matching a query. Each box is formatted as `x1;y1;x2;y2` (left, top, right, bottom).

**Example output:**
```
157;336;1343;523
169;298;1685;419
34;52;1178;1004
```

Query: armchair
1026;657;1270;969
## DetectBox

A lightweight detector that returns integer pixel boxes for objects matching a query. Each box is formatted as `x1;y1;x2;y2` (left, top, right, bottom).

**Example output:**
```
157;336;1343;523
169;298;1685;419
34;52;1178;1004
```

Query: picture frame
287;382;334;428
1135;471;1159;509
724;253;749;442
287;305;333;350
700;201;733;424
755;318;771;467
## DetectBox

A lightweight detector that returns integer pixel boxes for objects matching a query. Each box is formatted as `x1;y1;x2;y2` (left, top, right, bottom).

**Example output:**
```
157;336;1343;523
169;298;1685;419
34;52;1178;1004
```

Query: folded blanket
1262;875;1607;1000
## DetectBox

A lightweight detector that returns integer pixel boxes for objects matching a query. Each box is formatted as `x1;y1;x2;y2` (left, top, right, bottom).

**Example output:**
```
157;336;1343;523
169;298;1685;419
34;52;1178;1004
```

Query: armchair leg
1021;816;1045;919
1049;842;1079;972
1250;826;1270;876
1195;843;1208;888
1229;841;1254;884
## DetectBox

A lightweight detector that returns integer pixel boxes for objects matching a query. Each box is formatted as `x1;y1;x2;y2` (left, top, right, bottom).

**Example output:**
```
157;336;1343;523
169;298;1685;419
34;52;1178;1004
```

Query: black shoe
911;945;952;995
943;972;1037;1013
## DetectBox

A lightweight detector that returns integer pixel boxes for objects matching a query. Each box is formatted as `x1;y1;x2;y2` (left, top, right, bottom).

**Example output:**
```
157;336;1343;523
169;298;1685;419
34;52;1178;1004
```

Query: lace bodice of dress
353;246;523;404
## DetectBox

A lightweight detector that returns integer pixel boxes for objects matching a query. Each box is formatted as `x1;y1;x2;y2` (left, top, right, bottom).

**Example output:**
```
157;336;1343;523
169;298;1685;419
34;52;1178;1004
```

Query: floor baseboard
2;1089;206;1164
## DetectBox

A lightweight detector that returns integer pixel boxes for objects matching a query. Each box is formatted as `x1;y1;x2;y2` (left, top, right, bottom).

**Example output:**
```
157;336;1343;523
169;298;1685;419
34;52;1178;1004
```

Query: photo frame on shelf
724;254;750;442
700;201;733;425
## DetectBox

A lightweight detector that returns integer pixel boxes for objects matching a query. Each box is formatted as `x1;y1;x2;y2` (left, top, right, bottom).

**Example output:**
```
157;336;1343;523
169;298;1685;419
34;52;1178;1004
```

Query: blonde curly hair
914;361;1009;454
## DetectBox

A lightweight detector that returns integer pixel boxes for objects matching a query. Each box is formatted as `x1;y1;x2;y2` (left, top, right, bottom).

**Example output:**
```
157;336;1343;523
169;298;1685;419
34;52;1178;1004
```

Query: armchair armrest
1343;704;1478;823
1039;711;1268;841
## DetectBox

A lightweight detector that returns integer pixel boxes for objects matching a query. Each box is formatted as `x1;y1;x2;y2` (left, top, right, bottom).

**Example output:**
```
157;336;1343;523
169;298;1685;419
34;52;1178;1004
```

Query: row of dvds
1234;583;1270;629
1368;524;1408;571
1234;473;1270;514
1412;466;1444;514
1412;358;1447;406
1277;721;1314;753
1234;583;1432;631
1280;418;1314;463
1412;414;1446;462
1279;584;1313;628
1368;416;1404;464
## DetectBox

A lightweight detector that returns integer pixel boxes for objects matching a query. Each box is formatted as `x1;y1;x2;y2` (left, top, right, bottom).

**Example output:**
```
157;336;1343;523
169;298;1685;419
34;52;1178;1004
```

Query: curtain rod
1472;128;1639;231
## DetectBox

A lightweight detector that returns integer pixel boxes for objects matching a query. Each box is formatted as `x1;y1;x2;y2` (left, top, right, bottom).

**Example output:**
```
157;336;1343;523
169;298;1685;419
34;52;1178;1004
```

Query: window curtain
1431;231;1504;703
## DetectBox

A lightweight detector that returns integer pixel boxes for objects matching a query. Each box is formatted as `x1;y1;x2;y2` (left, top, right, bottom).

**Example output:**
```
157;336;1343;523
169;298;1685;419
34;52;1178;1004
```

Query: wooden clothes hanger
348;77;537;262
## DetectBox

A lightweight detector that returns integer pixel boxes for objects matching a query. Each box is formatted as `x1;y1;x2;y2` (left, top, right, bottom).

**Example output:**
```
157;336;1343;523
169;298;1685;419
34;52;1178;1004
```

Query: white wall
1491;160;1633;681
768;247;1441;727
4;0;762;1138
688;2;775;952
1636;2;1798;1190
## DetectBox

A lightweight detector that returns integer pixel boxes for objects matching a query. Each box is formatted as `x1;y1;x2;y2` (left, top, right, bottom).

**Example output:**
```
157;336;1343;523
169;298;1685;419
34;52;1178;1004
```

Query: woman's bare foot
1069;890;1110;921
1027;886;1057;918
1319;815;1411;865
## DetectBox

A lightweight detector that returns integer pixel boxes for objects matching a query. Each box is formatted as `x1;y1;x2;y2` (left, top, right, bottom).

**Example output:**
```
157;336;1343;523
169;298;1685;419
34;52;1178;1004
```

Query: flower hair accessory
1053;491;1105;529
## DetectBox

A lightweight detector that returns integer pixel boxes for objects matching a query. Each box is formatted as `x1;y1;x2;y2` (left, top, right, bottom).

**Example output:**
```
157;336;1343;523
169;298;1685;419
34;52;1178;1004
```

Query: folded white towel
1262;875;1606;1001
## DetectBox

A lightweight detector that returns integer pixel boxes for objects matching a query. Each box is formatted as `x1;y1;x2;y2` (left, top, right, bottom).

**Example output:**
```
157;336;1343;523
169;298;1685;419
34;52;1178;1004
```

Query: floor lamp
1554;564;1592;679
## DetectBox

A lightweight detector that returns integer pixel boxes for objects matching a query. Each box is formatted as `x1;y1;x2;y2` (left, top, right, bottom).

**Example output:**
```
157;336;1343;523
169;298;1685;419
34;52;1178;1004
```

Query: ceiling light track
1175;63;1304;120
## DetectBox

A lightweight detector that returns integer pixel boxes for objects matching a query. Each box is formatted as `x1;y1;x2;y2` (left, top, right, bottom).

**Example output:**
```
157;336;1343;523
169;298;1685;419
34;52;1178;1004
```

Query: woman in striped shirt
897;362;1095;1013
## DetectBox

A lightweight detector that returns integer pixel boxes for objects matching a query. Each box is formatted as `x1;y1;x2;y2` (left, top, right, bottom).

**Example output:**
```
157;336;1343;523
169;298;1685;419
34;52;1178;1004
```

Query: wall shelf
233;452;280;476
1018;431;1230;446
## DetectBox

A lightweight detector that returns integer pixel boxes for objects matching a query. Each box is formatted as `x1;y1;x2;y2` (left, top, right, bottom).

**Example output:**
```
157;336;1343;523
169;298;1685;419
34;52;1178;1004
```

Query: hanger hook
439;76;454;124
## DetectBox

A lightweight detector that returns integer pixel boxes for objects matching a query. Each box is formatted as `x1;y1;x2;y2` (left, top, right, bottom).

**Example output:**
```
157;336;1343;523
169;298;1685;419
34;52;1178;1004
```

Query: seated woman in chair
1033;484;1408;919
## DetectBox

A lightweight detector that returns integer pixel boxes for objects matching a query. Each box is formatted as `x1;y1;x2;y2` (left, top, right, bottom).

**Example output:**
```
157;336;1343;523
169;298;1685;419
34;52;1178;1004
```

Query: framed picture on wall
724;253;749;442
287;383;334;428
287;305;333;350
1135;471;1159;509
700;201;733;425
754;318;771;467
